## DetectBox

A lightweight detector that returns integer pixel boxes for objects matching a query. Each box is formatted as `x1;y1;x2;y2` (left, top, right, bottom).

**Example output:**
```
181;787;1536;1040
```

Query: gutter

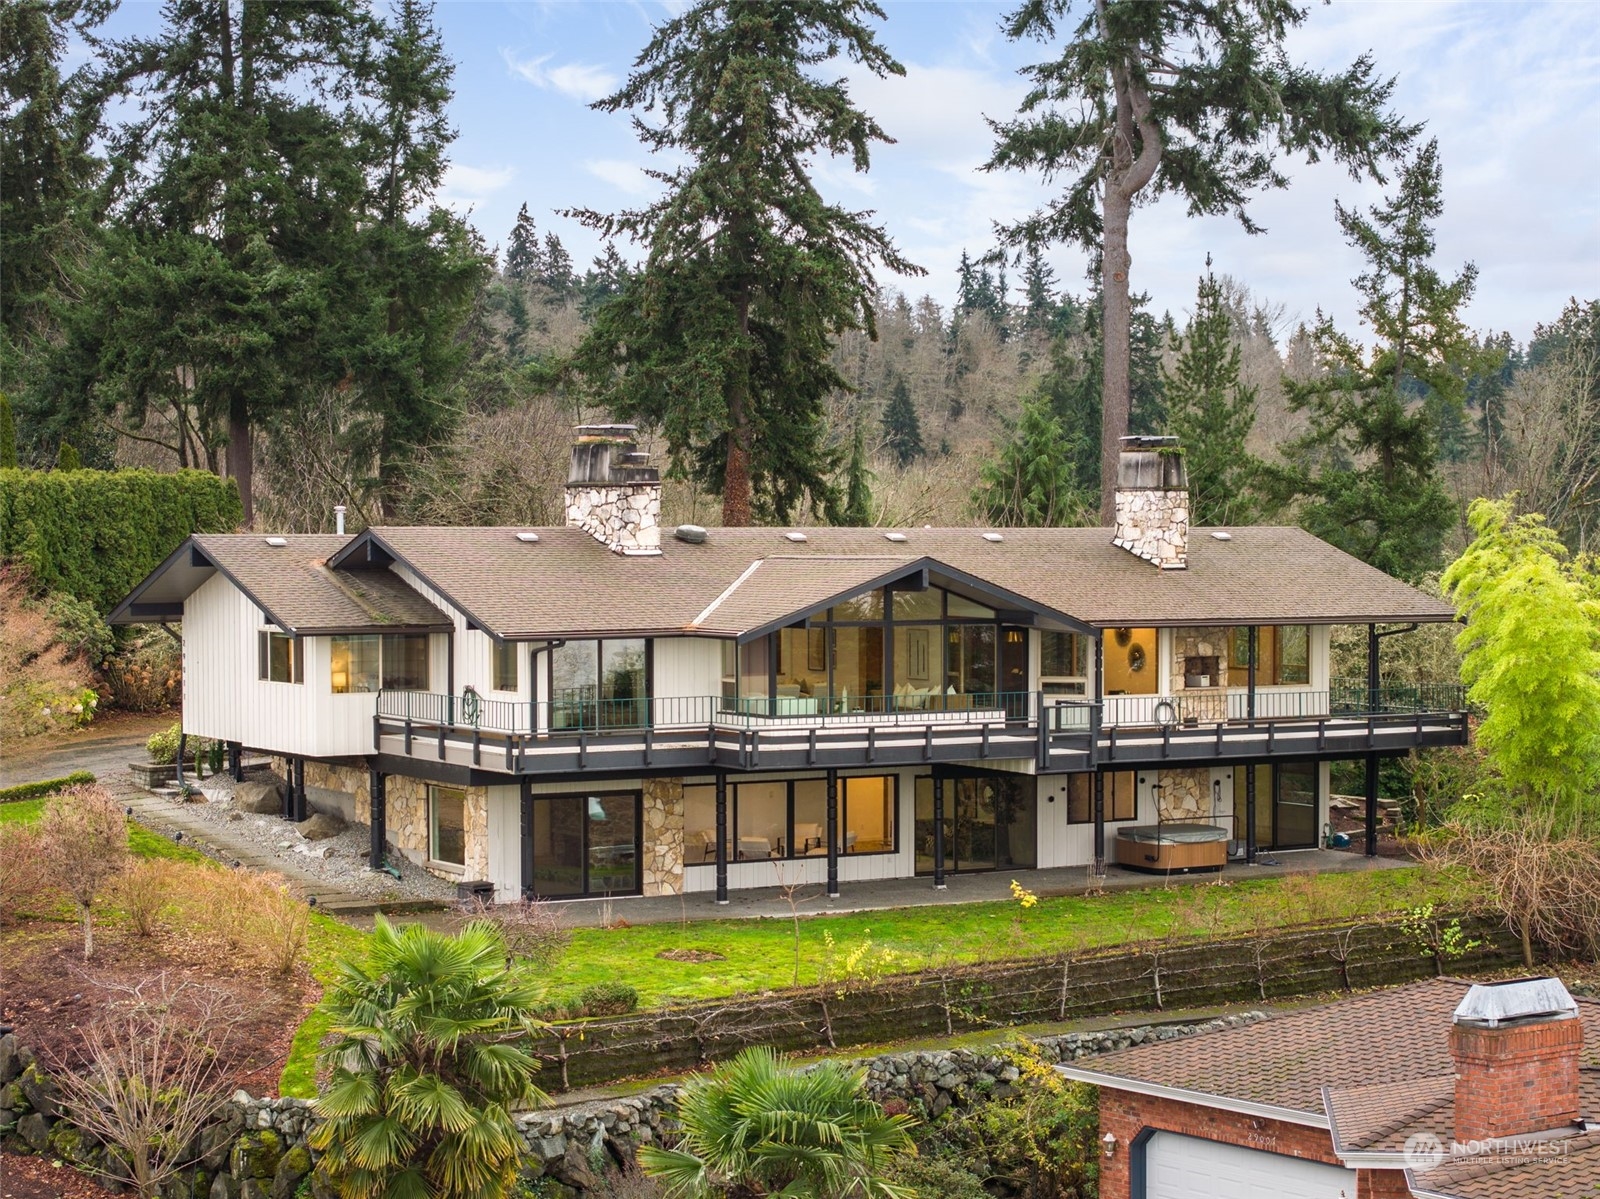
1053;1065;1330;1130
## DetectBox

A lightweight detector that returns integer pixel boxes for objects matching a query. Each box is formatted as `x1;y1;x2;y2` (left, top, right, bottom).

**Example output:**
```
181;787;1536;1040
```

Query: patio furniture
737;835;774;860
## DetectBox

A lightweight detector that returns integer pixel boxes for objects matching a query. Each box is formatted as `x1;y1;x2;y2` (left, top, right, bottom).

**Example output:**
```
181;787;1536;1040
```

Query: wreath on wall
1128;645;1147;673
1114;627;1133;647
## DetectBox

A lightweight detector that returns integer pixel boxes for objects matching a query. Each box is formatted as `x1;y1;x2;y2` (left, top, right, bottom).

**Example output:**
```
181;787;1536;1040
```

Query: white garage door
1143;1131;1354;1199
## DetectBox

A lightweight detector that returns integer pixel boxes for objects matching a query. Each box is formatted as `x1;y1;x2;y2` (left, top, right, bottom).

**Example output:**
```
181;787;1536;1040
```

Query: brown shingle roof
194;535;452;634
356;524;1453;639
1409;1129;1600;1199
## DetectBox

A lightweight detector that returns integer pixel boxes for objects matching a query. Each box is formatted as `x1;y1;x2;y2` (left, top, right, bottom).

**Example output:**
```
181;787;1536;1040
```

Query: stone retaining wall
1;1014;1258;1198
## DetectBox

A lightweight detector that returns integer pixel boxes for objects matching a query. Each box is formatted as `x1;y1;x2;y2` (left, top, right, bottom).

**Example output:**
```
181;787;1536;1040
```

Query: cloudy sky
97;0;1600;342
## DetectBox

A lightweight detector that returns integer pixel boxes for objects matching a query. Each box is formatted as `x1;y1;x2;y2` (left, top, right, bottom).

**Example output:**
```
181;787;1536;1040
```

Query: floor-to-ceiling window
525;791;641;898
1233;763;1319;850
740;583;1011;715
914;773;1037;875
550;639;649;729
681;776;900;865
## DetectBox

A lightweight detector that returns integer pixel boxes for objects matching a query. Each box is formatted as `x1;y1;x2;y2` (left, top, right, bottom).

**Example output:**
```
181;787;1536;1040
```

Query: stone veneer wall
640;778;684;897
1154;767;1214;821
1173;625;1231;723
563;483;661;555
1111;487;1188;569
272;759;489;883
3;1016;1263;1198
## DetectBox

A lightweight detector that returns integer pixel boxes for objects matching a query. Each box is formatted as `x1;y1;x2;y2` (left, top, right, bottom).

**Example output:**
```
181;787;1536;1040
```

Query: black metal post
825;768;840;898
1093;771;1106;876
932;774;947;890
292;757;307;823
1246;627;1258;721
519;781;534;898
714;772;729;905
1366;623;1380;857
281;757;295;819
368;769;387;869
1245;764;1258;864
229;741;243;782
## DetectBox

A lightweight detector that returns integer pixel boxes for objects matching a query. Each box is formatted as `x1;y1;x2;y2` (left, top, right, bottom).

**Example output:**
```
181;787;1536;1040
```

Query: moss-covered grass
0;794;213;865
278;914;368;1099
534;865;1477;1010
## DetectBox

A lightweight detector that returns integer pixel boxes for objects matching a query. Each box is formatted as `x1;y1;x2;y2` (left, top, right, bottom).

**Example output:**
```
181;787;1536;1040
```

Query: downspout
526;640;567;735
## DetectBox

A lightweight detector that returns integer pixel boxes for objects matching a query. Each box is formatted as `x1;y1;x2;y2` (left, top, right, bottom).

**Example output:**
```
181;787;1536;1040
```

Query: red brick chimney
1451;978;1583;1144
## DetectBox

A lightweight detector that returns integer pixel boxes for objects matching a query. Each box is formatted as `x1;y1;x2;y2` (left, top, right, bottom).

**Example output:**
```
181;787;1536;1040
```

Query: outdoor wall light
1101;1132;1118;1158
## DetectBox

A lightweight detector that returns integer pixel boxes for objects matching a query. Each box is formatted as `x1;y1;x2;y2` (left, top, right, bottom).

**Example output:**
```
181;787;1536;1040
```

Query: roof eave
1053;1064;1330;1130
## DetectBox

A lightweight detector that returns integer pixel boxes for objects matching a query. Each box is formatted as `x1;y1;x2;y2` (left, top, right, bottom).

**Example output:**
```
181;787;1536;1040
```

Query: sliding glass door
914;775;1037;874
525;791;641;898
1233;763;1319;851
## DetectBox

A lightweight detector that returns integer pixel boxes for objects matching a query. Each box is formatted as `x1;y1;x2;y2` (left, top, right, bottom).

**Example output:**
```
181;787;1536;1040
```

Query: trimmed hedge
0;770;96;803
0;468;242;610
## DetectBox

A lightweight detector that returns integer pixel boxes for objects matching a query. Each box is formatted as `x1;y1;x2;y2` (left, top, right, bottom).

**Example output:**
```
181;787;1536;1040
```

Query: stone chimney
564;424;662;556
1111;435;1188;570
1450;978;1583;1144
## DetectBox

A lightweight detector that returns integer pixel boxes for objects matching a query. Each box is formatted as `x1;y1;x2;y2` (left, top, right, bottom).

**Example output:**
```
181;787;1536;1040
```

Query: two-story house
110;427;1465;903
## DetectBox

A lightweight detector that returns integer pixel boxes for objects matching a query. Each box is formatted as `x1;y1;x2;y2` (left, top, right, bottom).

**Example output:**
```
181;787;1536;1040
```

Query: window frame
683;774;901;866
428;784;468;870
1065;771;1138;824
330;632;431;694
547;637;654;728
257;629;304;684
1040;630;1090;696
492;639;520;693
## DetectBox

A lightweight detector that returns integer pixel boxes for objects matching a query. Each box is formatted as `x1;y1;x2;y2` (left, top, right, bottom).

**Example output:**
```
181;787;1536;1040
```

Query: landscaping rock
271;1144;313;1199
20;1063;60;1117
211;1174;241;1199
296;812;345;841
235;781;284;815
17;1111;51;1151
0;1034;18;1086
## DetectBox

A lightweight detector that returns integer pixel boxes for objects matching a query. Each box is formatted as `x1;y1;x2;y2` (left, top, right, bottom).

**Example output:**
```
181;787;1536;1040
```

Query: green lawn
532;865;1478;1010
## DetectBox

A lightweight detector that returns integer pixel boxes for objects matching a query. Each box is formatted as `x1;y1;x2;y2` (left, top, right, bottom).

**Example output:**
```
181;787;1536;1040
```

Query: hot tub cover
1117;823;1230;845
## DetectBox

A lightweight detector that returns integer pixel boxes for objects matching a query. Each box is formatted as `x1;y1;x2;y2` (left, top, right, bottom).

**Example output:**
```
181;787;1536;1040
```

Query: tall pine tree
972;390;1091;526
1160;267;1262;526
986;0;1415;522
880;374;923;468
841;417;873;526
504;204;542;282
1277;139;1474;580
570;0;921;525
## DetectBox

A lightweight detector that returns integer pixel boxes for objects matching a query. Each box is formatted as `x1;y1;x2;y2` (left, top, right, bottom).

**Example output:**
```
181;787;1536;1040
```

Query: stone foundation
1155;767;1213;821
640;778;684;897
268;759;489;882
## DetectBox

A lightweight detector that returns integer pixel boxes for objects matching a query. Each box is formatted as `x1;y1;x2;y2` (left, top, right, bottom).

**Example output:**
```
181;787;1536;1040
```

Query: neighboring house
110;427;1465;902
1061;975;1600;1199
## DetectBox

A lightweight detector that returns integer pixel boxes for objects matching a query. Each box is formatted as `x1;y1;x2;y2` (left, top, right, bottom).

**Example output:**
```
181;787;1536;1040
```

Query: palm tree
639;1046;917;1199
310;916;548;1199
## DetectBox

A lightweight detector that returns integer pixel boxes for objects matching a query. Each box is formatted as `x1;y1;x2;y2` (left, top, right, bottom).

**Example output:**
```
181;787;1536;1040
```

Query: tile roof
194;535;452;634
356;523;1454;639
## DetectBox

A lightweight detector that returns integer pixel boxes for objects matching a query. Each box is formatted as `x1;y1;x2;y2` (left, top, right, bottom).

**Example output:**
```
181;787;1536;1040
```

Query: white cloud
585;158;655;197
438;163;515;215
502;48;619;103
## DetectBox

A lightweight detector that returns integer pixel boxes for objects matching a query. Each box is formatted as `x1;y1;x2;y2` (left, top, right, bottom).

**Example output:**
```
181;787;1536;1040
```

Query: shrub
579;981;639;1018
103;632;182;712
114;859;183;939
0;769;95;802
0;467;242;611
0;823;66;921
146;722;184;764
639;1046;916;1199
0;567;101;737
312;917;548;1199
179;867;309;975
47;592;115;665
39;783;130;958
459;895;572;968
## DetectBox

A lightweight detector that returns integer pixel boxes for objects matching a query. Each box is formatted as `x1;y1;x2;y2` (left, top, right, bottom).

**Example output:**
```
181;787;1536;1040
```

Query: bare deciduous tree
459;895;572;968
40;783;129;958
53;975;251;1199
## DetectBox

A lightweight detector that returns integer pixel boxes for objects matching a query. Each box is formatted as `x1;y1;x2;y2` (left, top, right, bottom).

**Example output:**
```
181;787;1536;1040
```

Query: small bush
0;823;67;921
48;592;115;665
0;769;96;802
146;722;183;764
578;981;639;1017
114;859;182;939
40;783;131;958
103;633;182;712
460;895;572;967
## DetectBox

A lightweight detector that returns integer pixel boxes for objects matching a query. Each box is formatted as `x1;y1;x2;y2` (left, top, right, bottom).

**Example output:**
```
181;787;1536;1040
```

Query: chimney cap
574;423;640;442
1119;434;1180;452
1453;978;1577;1028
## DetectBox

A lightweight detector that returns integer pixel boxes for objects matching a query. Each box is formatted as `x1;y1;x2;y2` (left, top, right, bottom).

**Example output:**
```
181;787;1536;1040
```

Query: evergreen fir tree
880;375;924;468
1277;139;1474;580
0;394;16;468
972;390;1091;527
1020;246;1058;335
1160;268;1263;526
539;232;575;296
570;0;921;525
504;204;542;282
841;418;873;526
987;0;1415;521
55;440;80;470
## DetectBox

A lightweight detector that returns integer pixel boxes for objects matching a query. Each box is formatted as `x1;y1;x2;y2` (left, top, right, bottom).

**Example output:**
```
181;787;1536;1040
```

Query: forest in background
4;0;1597;582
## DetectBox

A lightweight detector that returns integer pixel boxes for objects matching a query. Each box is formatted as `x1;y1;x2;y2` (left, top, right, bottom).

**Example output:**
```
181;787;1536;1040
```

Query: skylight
264;537;288;547
785;532;808;543
982;532;1004;543
515;532;540;543
885;532;909;543
1210;531;1233;541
